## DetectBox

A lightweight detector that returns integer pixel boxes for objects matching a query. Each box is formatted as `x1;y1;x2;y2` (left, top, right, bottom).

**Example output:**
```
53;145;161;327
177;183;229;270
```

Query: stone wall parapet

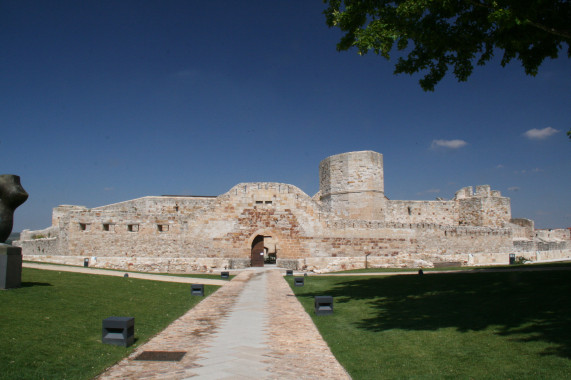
327;219;512;236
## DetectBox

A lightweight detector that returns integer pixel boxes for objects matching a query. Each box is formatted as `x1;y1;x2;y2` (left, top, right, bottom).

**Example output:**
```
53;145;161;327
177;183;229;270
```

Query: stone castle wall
16;151;569;272
535;228;570;241
385;200;458;225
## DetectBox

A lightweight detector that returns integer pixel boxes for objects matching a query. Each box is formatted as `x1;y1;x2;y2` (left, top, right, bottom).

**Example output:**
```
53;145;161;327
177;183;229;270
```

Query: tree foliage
324;0;571;91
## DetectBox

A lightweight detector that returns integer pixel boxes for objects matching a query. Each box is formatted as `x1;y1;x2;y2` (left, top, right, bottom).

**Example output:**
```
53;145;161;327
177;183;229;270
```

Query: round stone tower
319;151;385;220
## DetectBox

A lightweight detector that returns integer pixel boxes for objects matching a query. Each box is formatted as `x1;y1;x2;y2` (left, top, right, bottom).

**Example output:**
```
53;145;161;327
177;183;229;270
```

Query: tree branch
468;0;571;40
525;20;571;40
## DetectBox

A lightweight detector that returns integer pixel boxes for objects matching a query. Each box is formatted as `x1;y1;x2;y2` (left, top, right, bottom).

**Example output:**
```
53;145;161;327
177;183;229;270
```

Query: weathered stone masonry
16;151;570;272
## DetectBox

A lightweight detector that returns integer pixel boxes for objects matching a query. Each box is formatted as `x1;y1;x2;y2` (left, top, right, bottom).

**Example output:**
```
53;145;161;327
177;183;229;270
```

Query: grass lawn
287;268;571;379
162;273;235;280
332;260;571;274
23;261;234;280
0;268;219;380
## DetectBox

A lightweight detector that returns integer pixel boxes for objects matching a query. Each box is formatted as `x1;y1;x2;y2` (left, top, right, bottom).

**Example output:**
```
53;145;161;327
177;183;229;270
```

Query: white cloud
507;186;520;192
523;127;559;140
514;168;543;175
104;187;114;191
496;164;504;169
431;139;468;149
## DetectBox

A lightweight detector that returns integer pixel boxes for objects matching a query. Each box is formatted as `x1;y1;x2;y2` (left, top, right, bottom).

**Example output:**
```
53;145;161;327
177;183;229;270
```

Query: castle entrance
250;235;265;267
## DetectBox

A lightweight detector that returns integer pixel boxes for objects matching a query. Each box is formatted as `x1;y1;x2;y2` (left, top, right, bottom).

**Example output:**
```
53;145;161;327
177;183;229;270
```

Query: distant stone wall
22;255;250;272
18;183;564;272
22;248;571;273
456;186;511;227
510;228;571;252
513;240;535;252
20;226;59;240
510;219;535;240
14;237;60;256
506;250;571;263
386;200;457;225
16;150;568;272
284;248;571;273
38;183;325;261
535;228;570;241
93;196;216;215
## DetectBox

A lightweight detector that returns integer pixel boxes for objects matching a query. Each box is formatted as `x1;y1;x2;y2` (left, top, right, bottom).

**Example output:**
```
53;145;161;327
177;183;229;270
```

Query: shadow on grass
301;271;571;359
20;281;53;287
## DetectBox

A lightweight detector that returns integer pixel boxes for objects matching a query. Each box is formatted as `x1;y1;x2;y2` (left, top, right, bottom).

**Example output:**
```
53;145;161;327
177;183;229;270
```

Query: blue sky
2;1;570;231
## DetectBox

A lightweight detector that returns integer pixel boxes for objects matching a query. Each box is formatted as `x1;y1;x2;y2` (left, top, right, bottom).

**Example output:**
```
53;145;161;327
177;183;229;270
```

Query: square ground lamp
294;277;304;287
102;317;135;347
191;284;204;296
286;270;293;276
221;271;229;279
314;296;334;315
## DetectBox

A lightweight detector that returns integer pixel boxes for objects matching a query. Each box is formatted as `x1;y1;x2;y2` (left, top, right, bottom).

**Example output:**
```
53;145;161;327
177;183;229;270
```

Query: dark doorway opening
251;235;265;267
265;252;276;264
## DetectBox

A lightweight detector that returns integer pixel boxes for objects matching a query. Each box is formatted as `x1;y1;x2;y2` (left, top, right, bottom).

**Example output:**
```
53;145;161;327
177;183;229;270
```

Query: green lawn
0;268;219;380
23;261;233;279
287;268;571;379
331;260;571;273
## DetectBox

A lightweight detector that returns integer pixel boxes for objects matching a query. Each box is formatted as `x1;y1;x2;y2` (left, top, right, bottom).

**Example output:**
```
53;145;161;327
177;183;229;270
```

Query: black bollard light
314;296;334;315
191;284;204;296
102;317;135;347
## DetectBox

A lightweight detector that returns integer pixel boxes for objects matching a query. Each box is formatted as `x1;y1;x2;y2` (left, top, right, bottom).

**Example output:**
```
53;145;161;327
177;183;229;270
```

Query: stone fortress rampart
15;151;570;272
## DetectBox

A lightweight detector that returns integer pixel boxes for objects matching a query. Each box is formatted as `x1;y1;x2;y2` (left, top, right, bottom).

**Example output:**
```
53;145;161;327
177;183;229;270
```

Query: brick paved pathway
97;268;350;379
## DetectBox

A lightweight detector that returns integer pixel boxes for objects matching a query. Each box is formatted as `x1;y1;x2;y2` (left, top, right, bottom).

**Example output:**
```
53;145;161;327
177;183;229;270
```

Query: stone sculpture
0;175;28;243
0;175;28;289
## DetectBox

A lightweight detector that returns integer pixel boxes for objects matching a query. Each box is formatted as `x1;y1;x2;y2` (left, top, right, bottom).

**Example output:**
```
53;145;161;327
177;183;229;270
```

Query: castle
16;151;570;272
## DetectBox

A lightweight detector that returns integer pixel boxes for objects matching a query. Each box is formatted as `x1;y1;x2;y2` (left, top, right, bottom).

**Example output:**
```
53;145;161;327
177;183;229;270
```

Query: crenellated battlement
454;185;503;199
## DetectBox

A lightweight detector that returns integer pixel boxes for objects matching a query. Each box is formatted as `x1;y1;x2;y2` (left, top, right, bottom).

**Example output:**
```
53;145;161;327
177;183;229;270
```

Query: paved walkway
188;270;270;378
96;268;350;379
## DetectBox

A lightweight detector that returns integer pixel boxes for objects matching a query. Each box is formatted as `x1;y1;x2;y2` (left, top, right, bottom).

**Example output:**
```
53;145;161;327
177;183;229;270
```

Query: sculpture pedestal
0;244;22;289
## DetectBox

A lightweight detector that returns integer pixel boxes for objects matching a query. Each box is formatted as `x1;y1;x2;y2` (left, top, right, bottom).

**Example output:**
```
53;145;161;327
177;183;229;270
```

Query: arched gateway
250;235;265;267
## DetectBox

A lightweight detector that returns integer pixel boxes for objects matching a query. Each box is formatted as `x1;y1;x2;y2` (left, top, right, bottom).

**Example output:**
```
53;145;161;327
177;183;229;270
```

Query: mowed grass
332;260;571;273
0;268;219;380
23;261;234;279
287;269;571;379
